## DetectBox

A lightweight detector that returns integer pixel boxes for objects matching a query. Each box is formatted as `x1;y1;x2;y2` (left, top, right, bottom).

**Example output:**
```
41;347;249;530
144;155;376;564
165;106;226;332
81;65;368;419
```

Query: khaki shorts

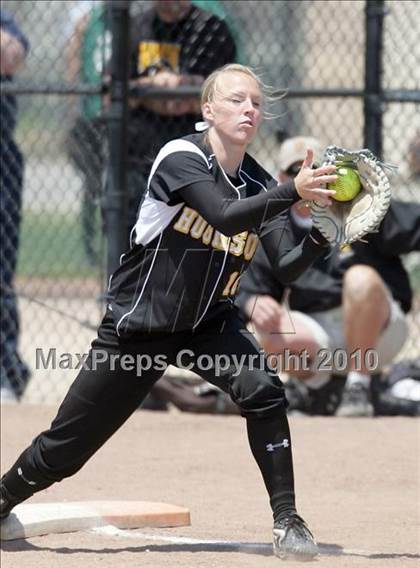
295;291;408;373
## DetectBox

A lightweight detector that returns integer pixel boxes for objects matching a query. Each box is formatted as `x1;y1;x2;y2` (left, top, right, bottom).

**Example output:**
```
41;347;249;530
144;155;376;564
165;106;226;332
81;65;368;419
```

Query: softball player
0;64;337;560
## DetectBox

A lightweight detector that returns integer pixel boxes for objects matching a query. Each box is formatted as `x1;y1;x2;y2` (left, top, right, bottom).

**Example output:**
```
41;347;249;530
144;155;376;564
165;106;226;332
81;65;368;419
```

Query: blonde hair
201;63;283;119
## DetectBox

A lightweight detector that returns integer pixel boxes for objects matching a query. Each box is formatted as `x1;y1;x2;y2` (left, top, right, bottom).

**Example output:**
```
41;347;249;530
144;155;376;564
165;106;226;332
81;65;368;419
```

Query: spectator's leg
252;305;324;379
336;264;390;416
344;265;390;373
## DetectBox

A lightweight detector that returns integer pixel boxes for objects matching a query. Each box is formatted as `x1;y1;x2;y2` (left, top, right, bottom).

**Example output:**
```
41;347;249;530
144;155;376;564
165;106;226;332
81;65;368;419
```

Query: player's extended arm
179;179;299;236
179;159;336;237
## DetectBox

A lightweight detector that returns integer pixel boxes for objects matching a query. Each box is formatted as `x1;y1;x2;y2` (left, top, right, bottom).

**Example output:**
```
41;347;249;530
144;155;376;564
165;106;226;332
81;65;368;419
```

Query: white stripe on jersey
116;232;164;336
240;169;268;192
134;196;183;246
219;159;246;191
133;139;211;246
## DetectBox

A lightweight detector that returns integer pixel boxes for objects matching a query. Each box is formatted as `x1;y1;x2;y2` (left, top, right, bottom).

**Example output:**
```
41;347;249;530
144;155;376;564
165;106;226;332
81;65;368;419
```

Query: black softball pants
2;309;296;522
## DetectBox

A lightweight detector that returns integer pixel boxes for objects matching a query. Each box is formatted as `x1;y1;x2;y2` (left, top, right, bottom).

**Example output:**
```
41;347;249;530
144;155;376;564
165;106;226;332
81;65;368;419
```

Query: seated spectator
236;136;420;416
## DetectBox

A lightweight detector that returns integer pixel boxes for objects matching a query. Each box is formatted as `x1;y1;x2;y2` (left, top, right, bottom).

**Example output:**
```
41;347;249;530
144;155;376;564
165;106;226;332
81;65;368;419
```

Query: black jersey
128;5;236;177
129;5;236;79
109;133;284;336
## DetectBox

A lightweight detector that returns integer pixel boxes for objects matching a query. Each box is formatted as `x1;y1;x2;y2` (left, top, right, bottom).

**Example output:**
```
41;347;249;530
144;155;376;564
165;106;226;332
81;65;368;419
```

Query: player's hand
294;150;337;205
246;295;283;331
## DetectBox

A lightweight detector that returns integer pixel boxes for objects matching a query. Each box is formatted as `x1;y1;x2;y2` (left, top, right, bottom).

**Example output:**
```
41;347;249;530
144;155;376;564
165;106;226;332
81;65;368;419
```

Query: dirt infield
1;405;419;568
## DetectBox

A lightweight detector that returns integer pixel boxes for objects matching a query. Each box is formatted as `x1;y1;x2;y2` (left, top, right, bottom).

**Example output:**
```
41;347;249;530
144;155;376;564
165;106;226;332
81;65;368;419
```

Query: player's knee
230;369;287;419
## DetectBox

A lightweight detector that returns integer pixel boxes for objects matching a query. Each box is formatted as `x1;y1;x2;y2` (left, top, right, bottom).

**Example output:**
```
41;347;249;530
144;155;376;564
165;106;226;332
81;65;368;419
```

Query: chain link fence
1;0;109;402
1;0;419;403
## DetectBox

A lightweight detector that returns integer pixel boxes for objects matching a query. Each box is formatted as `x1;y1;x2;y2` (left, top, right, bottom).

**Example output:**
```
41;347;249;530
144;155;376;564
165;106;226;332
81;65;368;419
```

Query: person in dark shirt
237;136;420;417
0;10;30;403
125;0;237;237
0;64;338;560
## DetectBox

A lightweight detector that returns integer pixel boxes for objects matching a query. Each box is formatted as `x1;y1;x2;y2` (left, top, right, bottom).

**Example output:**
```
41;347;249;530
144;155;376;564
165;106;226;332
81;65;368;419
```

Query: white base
0;500;190;541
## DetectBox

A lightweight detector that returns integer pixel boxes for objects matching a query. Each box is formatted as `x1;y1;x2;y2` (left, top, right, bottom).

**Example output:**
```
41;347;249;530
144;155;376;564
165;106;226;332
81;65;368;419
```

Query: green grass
16;212;420;289
17;211;103;278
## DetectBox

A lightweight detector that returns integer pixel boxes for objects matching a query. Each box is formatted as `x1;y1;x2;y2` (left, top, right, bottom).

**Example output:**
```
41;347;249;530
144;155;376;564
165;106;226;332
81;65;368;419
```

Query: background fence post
105;0;130;278
364;0;386;158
